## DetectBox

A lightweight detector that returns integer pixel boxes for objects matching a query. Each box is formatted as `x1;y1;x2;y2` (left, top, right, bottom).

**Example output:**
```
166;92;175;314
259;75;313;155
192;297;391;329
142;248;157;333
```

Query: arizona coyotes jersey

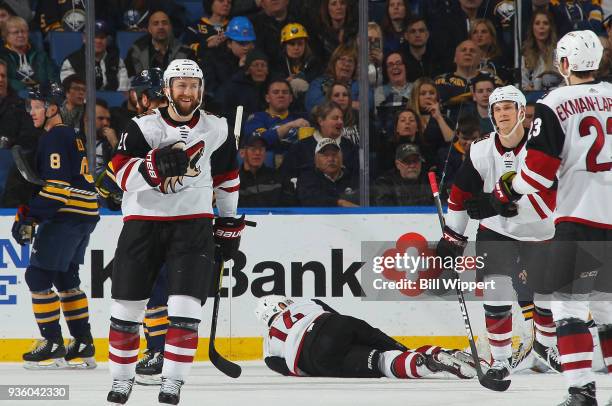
513;81;612;228
111;107;239;220
447;132;555;241
264;300;329;376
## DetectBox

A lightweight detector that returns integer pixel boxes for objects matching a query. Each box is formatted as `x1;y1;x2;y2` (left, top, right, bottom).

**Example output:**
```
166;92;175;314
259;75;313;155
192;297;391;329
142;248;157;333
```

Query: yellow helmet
281;23;308;44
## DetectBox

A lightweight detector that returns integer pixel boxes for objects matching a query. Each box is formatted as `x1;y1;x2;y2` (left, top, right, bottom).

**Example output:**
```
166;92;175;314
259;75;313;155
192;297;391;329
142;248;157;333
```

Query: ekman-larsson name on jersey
556;96;612;122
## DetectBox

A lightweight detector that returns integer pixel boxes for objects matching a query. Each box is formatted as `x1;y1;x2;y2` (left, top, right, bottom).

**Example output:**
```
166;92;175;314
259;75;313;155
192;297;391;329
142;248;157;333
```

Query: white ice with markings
0;361;611;405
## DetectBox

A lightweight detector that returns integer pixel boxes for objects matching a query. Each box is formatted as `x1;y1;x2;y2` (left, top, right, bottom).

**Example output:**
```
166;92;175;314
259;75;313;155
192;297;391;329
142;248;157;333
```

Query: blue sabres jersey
28;125;99;221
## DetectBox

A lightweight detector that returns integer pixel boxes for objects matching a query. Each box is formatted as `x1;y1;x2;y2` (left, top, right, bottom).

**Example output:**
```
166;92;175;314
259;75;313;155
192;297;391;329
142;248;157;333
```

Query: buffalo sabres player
255;296;480;380
106;59;244;405
11;84;99;370
491;30;611;405
436;85;561;382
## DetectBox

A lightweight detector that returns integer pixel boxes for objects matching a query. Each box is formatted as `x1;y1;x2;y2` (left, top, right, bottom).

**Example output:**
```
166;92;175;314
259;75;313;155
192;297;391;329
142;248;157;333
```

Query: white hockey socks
378;350;431;379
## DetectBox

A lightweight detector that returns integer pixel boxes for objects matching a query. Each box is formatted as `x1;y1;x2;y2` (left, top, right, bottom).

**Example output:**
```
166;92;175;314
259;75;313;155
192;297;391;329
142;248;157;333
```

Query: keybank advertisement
0;213;482;344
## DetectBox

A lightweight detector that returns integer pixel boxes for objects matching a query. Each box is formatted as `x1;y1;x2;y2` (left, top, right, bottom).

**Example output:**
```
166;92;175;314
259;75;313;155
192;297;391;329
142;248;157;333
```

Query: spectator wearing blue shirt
243;78;310;153
380;0;410;56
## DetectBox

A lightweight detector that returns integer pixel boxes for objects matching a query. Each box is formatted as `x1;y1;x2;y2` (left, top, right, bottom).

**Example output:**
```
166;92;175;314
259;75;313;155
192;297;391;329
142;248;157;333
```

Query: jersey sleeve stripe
119;159;139;191
515;168;549;195
537;188;556;212
524;149;561;184
42;185;71;196
219;184;240;193
212;169;239;187
38;191;68;204
527;195;547;219
111;153;135;175
46;179;70;186
448;186;473;211
57;207;99;216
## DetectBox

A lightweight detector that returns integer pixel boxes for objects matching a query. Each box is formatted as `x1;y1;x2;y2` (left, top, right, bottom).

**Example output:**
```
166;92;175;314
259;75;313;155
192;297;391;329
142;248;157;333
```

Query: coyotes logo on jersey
159;141;205;194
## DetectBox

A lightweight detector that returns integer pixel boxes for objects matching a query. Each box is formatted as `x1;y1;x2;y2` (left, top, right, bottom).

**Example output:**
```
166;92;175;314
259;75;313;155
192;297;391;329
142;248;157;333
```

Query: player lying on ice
255;295;484;379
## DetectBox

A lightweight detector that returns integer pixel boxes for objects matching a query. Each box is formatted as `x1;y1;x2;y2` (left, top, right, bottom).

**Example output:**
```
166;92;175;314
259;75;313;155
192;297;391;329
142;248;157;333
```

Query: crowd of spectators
0;0;610;209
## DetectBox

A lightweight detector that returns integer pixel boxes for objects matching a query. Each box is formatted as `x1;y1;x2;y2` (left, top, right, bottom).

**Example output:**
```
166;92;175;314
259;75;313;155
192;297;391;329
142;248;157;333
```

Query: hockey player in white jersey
436;85;561;383
105;59;244;405
255;296;481;380
491;30;611;406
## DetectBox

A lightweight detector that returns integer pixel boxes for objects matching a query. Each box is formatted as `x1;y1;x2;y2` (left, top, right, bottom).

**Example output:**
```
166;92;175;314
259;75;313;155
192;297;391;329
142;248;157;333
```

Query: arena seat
48;31;82;67
116;31;147;60
181;1;205;24
96;91;126;108
29;31;43;51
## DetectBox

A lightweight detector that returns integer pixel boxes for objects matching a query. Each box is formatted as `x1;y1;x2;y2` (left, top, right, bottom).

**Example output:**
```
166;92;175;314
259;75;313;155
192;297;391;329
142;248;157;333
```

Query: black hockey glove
139;145;189;187
214;215;246;261
11;205;36;245
435;226;468;260
490;171;520;218
464;193;498;220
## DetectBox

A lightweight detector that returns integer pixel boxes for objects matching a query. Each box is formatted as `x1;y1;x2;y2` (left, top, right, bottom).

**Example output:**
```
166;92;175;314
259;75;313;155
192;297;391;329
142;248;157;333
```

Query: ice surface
0;361;610;406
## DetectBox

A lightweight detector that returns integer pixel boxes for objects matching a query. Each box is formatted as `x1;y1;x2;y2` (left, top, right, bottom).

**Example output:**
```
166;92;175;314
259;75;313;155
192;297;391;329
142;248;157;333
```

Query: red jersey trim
538;188;557;211
213;169;239;187
220;185;240;193
448;186;473;211
528;195;547;219
555;217;612;229
520;170;548;191
524;149;561;184
124;213;214;222
112;153;133;174
121;160;138;191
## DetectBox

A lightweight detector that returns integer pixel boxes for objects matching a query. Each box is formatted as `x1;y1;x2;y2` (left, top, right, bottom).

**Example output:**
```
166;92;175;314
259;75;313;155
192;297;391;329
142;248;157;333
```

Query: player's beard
170;89;201;116
173;98;200;116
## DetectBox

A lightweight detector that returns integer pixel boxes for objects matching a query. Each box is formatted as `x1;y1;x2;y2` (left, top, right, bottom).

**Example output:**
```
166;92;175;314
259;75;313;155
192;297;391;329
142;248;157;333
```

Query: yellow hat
281;23;308;44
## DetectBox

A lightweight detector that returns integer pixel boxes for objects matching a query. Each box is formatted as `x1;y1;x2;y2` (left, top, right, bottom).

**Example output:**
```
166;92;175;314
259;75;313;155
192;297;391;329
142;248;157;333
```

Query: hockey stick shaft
11;145;97;196
209;259;242;378
427;172;510;392
208;106;247;378
234;105;243;149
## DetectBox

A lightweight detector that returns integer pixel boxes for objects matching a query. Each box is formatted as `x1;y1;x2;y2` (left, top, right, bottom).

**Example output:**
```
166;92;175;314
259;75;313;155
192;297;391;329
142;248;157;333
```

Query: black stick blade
479;375;511;392
209;347;242;378
11;145;44;185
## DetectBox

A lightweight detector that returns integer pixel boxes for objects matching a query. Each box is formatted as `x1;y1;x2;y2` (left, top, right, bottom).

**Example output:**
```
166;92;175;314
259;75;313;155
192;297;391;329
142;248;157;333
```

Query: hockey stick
208;258;242;378
11;145;97;196
208;219;256;378
208;105;246;378
428;172;511;392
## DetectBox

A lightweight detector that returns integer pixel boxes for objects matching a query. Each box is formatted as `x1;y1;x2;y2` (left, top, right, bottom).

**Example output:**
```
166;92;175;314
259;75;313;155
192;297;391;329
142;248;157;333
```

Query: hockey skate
107;377;135;405
158;377;184;405
23;337;67;370
135;350;164;385
485;358;511;380
510;341;533;371
532;340;562;373
425;350;477;379
65;332;97;369
557;382;597;406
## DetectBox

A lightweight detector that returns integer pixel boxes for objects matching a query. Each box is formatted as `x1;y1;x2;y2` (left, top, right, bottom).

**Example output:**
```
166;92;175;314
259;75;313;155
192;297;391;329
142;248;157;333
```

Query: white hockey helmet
555;30;603;74
254;295;293;326
163;59;203;87
488;85;526;137
163;59;204;117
